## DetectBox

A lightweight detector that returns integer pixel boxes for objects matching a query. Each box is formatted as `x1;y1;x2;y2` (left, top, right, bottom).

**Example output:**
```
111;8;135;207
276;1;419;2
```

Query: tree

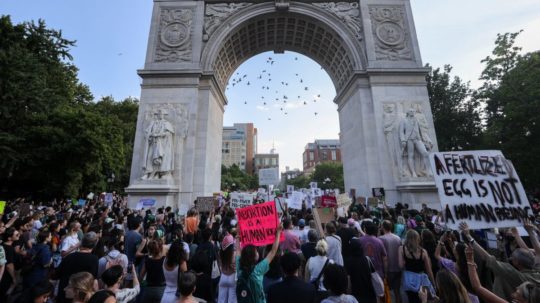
285;174;310;189
221;164;258;191
477;31;540;189
0;16;133;198
311;162;345;191
426;64;482;151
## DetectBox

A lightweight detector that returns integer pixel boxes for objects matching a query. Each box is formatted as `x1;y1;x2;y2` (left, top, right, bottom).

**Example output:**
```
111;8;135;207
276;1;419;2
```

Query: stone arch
201;2;367;93
127;0;441;212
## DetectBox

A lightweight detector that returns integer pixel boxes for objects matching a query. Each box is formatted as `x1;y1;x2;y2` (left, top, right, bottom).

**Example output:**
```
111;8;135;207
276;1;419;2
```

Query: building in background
279;166;302;190
222;123;257;174
254;145;279;175
303;139;341;174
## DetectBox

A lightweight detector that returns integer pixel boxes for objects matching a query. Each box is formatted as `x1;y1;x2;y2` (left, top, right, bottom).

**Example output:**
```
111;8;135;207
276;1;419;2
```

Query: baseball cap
298;219;306;227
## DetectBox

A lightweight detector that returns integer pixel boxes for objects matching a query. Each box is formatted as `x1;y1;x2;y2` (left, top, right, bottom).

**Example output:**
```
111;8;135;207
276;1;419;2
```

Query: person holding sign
236;224;282;303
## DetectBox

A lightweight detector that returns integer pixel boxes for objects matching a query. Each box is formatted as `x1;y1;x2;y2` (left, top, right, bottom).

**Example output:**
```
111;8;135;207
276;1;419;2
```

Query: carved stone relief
155;8;193;63
141;103;189;180
383;102;433;181
313;2;363;41
203;3;253;41
369;5;413;61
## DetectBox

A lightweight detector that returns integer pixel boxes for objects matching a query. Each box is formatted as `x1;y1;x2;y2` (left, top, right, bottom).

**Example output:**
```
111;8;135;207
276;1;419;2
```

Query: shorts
386;271;402;290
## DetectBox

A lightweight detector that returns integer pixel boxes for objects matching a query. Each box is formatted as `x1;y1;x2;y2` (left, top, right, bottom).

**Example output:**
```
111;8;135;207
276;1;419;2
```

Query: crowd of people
0;194;539;303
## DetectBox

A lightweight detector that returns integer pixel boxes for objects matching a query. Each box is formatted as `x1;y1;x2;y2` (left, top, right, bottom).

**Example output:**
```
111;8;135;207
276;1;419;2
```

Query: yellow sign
0;201;6;215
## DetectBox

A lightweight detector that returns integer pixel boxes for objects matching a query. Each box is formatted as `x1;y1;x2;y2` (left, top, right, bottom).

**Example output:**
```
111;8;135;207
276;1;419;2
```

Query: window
322;151;327;160
331;150;337;160
303;153;307;162
309;151;314;161
271;158;277;166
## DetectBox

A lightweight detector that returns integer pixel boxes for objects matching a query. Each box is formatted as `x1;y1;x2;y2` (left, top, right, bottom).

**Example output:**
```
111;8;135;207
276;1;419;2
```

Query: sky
2;0;540;172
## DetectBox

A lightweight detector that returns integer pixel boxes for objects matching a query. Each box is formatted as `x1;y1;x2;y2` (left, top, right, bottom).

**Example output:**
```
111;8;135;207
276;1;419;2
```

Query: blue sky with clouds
2;0;539;171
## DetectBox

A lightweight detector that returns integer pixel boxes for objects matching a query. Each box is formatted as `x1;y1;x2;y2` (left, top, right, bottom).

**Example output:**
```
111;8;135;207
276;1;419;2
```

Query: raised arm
460;222;490;260
265;224;283;263
434;233;447;262
465;245;506;303
524;219;540;256
510;227;530;252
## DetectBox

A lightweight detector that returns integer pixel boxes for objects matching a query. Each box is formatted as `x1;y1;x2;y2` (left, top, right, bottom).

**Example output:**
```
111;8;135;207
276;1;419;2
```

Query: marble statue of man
142;109;175;179
383;104;402;174
398;108;433;178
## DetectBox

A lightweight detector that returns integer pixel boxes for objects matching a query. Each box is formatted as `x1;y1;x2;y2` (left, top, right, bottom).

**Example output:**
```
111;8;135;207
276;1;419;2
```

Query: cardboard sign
230;192;254;209
136;198;156;210
0;201;6;215
430;150;531;229
237;201;284;248
196;196;216;212
259;167;280;185
316;207;335;224
287;191;304;210
367;197;379;208
321;195;337;208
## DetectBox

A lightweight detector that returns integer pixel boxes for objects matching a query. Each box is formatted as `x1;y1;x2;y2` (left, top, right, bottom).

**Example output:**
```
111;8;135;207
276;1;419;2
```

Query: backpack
236;268;263;303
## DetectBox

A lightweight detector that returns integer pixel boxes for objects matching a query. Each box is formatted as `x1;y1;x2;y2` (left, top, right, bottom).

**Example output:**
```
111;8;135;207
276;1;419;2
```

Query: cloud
256;105;270;111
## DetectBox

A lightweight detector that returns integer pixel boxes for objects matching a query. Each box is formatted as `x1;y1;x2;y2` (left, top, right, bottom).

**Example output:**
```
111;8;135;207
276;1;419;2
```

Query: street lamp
107;172;115;192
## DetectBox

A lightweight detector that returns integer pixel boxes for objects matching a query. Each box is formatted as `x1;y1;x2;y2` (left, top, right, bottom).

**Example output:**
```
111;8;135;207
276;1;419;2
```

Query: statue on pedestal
399;108;433;178
142;109;175;179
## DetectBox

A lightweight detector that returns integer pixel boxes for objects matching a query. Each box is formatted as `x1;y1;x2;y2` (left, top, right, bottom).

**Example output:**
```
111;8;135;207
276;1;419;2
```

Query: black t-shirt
0;244;15;286
336;227;355;258
56;252;99;303
144;256;165;287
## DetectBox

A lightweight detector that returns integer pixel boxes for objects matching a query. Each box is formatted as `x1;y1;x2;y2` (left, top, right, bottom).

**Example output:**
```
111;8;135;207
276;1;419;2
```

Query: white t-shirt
61;234;79;253
307;255;334;290
325;235;344;266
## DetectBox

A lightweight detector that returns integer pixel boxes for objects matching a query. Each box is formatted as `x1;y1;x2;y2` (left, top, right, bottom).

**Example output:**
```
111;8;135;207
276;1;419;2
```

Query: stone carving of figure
314;2;362;40
398;108;433;178
142;109;175;179
383;104;403;175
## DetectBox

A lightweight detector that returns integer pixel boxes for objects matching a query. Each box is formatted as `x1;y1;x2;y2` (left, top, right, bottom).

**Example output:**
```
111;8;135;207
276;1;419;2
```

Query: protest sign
430;150;531;229
237;201;284;248
356;196;366;206
259;167;279;185
321;195;337;208
104;193;113;206
275;197;286;214
311;188;322;197
196;196;216;212
372;188;385;198
337;194;352;209
0;201;5;215
286;185;294;194
287;191;304;210
367;197;379;208
313;207;335;237
136;198;156;210
78;199;86;206
310;182;318;189
230;192;254;209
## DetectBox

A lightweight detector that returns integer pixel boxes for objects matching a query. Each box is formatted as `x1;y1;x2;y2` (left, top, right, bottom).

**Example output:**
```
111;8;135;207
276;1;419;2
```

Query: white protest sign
430;150;531;229
229;192;254;209
286;185;294;194
104;193;113;206
287;191;304;210
311;188;322;197
135;198;156;210
259;167;280;185
258;188;267;194
275;197;286;214
309;182;318;189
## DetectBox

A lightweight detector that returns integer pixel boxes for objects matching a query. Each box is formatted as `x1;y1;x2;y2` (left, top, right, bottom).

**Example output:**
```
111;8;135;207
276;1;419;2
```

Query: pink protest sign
237;201;284;248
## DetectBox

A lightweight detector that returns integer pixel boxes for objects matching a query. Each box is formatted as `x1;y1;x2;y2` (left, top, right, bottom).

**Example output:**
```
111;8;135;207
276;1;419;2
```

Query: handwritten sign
196;197;216;212
286;185;294;194
321;195;337;208
136;198;156;210
430;150;531;229
287;191;304;210
259;167;280;185
0;201;6;215
237;201;284;247
230;192;254;209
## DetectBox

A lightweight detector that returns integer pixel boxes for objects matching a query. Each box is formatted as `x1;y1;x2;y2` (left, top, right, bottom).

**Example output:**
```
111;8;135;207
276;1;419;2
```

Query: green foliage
0;16;138;198
221;164;259;191
311;162;345;191
285;174;310;189
426;64;482;151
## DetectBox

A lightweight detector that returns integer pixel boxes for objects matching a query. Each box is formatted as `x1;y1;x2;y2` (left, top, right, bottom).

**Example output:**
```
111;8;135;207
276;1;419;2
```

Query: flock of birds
226;56;325;120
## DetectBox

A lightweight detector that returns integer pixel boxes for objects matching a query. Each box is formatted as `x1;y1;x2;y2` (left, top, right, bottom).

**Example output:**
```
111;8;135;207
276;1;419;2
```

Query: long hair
404;229;420;254
69;272;95;303
240;245;258;272
166;241;186;268
220;244;235;272
436;269;471;303
147;238;163;258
